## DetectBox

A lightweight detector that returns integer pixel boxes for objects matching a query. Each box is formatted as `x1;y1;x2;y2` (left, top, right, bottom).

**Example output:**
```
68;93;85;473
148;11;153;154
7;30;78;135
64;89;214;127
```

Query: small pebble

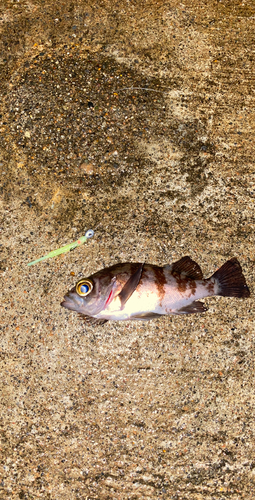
80;163;94;175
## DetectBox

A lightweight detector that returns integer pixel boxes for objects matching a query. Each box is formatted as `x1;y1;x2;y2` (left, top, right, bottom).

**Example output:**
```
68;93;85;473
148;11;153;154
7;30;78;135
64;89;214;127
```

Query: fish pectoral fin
78;313;108;325
130;312;163;321
118;263;144;309
171;256;203;280
177;301;207;314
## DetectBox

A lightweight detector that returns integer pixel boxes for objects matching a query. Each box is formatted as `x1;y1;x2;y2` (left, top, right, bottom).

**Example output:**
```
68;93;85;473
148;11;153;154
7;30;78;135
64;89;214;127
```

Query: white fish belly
97;281;161;320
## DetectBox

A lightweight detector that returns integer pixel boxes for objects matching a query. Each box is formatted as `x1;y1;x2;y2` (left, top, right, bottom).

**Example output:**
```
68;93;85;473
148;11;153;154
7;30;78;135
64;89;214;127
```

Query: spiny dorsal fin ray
171;256;203;280
118;263;144;309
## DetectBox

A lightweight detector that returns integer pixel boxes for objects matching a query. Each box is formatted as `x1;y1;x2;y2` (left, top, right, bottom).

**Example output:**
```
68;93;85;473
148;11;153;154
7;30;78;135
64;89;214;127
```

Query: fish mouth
61;290;84;312
61;298;73;310
61;297;77;311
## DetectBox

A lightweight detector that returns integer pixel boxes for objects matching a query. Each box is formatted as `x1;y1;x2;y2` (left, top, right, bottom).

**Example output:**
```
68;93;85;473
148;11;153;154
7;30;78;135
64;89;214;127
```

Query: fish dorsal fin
171;256;203;280
118;263;144;309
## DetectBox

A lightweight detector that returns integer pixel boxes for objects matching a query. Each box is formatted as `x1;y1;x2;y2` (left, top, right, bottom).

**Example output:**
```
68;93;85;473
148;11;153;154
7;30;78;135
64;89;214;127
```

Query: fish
61;256;250;324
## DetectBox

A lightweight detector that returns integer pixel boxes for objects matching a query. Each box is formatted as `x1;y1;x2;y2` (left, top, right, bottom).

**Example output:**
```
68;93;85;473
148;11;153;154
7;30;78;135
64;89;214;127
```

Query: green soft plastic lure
27;229;94;266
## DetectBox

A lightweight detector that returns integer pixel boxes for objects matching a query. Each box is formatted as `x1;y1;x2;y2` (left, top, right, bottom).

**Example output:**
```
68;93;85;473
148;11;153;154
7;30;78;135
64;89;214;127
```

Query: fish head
61;271;118;317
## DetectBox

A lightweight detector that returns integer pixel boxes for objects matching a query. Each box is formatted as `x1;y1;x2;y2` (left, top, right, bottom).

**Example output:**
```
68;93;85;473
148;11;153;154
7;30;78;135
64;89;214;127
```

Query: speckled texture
0;0;255;499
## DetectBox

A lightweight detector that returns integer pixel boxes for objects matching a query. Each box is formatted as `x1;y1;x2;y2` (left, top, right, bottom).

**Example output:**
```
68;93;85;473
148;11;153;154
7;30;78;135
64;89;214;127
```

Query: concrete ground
0;0;255;498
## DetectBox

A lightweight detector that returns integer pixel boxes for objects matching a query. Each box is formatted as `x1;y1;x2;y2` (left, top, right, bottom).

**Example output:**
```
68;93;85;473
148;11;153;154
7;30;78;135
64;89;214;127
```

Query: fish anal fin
177;301;207;314
118;263;144;309
171;256;203;280
130;312;163;321
78;313;108;325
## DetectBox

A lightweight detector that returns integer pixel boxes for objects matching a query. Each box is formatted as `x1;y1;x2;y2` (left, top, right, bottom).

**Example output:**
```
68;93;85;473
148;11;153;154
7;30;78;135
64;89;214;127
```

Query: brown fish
61;257;250;324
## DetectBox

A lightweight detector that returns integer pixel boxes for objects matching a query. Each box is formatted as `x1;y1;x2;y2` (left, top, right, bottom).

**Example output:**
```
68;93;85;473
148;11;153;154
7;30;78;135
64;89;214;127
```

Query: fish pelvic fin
210;258;250;298
118;263;144;309
171;256;203;280
130;312;163;321
177;301;207;314
78;314;108;325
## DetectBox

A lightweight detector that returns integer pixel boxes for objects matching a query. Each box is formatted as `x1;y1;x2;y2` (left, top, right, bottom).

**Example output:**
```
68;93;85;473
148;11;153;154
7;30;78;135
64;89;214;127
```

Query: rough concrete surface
0;0;255;498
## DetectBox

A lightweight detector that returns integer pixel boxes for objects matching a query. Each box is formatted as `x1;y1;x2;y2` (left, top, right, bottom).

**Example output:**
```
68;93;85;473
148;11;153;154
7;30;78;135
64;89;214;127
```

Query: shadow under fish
61;256;250;325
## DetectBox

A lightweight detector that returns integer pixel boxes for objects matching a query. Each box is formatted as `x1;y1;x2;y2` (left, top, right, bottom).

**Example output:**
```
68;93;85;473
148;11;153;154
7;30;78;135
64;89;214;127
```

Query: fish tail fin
211;258;250;298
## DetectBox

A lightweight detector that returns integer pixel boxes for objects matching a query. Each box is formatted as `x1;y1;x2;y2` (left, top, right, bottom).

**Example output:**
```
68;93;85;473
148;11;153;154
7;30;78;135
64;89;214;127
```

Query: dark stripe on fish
174;274;197;296
152;266;167;305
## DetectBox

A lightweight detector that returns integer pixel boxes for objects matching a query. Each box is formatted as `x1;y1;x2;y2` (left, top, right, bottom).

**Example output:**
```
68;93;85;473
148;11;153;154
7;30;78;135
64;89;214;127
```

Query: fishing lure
27;229;94;266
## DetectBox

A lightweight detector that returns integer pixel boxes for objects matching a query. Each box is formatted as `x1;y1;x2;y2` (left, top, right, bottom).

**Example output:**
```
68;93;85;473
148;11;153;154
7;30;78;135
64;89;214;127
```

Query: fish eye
76;279;93;296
